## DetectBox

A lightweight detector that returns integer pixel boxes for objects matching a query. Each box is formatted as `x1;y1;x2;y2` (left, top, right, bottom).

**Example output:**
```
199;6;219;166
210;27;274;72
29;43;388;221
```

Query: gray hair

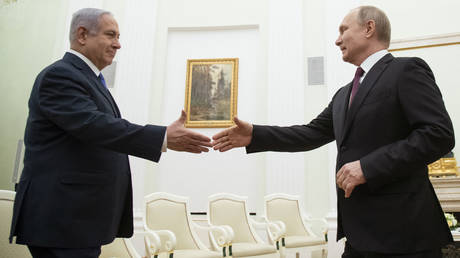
69;8;112;42
356;6;391;47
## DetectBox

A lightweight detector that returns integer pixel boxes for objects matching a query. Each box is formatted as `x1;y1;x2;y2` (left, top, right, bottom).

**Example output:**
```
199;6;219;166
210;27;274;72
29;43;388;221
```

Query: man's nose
335;36;341;46
113;38;121;49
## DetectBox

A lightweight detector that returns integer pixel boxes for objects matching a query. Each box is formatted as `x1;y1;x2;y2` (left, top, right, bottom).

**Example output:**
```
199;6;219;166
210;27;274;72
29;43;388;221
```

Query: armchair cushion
0;190;32;258
145;193;225;257
284;235;326;248
209;199;256;243
100;238;140;258
146;199;198;250
231;242;277;256
159;249;221;258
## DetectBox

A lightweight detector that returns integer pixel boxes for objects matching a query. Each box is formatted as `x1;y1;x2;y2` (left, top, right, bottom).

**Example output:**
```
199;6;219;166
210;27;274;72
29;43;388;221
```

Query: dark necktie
98;73;107;88
349;67;364;106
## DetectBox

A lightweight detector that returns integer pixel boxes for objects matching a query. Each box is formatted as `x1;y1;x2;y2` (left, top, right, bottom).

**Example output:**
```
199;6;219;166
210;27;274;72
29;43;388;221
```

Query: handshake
167;110;252;153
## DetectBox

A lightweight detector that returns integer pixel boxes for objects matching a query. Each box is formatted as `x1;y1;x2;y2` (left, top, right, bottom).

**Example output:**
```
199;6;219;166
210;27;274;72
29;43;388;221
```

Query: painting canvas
184;58;238;128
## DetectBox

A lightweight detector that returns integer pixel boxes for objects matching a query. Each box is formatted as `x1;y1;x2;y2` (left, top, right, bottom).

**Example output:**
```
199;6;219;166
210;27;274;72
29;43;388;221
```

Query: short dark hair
69;8;112;42
356;6;391;47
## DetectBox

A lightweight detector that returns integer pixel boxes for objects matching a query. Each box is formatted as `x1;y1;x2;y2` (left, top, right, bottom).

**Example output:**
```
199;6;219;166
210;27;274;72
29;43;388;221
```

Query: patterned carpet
443;244;460;257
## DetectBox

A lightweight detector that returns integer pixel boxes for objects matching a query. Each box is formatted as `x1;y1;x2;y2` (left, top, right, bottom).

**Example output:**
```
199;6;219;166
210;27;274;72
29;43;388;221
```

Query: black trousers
27;246;101;258
342;242;442;258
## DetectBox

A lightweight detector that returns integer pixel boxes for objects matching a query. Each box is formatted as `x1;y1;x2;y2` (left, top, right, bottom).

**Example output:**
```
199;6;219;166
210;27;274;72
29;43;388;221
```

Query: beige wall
0;0;68;190
361;0;460;39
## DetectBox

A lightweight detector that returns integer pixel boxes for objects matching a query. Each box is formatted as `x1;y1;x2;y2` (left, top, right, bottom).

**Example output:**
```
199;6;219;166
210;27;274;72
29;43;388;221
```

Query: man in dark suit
212;6;455;258
9;8;212;258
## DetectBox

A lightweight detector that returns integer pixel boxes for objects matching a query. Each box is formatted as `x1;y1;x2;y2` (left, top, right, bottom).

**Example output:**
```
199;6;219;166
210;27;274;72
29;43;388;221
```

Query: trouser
27;245;101;258
342;242;442;258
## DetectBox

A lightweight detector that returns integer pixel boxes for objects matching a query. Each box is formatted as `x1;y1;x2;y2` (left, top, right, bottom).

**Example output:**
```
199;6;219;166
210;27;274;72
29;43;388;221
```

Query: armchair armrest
144;228;176;257
141;230;161;257
302;215;328;240
193;222;233;249
250;218;286;246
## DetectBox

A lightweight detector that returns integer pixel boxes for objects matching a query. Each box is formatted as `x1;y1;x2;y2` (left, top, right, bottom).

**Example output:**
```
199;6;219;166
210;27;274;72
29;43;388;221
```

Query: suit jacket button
341;146;347;151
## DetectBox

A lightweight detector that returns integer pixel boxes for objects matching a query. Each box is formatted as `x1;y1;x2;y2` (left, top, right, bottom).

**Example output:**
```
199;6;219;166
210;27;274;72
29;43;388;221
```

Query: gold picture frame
184;58;239;128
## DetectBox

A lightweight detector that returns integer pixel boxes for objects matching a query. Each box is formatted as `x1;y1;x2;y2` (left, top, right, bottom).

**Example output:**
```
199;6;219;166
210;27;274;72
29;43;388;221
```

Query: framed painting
184;58;239;128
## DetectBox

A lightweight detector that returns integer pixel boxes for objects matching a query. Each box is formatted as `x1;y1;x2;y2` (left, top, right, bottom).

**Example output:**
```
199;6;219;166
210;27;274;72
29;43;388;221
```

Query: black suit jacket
247;54;455;253
9;53;166;248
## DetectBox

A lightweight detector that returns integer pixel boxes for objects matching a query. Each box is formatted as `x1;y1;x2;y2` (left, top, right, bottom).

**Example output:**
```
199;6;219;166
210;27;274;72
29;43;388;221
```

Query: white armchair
0;190;32;258
144;192;230;258
208;193;282;258
264;193;327;258
100;230;172;258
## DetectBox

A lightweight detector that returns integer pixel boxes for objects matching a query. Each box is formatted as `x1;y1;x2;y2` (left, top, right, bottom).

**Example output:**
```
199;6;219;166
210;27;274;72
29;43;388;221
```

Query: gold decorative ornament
428;157;459;177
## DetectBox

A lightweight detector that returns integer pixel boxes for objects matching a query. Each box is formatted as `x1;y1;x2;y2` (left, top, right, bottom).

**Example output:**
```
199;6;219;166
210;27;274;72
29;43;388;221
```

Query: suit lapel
88;75;121;117
104;88;121;117
335;82;352;147
64;53;121;117
341;53;394;142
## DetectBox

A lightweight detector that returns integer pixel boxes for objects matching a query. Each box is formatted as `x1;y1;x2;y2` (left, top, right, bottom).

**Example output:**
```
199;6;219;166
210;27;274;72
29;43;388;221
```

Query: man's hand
166;110;212;153
212;117;253;152
336;160;366;198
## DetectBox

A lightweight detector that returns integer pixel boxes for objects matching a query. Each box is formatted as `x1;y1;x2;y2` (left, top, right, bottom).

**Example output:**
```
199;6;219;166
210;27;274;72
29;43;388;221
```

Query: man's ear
76;27;88;45
365;20;376;39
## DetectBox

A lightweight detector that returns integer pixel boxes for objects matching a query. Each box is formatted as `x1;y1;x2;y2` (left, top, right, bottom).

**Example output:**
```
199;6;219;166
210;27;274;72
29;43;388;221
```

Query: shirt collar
68;49;101;77
359;49;389;74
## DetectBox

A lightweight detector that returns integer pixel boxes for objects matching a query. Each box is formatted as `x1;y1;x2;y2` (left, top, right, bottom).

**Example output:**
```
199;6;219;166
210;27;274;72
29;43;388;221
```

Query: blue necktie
98;73;107;88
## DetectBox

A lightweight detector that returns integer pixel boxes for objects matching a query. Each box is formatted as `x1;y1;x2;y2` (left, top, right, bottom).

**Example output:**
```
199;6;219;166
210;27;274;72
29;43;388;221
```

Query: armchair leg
321;249;327;258
299;251;312;258
279;247;286;258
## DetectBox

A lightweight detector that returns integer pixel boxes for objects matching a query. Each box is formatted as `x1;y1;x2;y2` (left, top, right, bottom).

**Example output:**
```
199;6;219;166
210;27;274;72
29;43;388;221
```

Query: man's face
84;14;121;70
335;10;368;66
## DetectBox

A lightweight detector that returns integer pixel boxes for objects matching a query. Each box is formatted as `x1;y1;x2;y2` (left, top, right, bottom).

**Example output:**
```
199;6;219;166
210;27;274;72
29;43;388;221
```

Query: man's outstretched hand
167;110;212;153
212;117;253;152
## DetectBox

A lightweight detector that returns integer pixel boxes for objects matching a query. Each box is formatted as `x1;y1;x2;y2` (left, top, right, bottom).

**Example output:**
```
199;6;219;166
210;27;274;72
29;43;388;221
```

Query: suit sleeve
360;58;455;190
37;66;166;162
246;100;335;153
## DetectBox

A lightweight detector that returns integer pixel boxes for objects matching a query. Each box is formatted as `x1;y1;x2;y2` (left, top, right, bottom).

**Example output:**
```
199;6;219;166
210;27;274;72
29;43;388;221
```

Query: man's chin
104;59;114;67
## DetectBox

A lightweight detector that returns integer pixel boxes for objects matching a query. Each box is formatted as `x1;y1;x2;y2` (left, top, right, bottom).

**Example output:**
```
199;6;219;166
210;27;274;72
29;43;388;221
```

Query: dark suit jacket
247;53;455;253
9;52;166;248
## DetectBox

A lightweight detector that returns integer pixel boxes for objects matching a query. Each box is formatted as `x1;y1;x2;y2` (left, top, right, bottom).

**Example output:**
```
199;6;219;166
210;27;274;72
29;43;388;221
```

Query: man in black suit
213;6;455;258
9;8;212;258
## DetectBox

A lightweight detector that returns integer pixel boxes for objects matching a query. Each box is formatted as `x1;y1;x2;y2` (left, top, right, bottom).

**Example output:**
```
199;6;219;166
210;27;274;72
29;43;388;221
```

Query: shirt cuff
161;132;167;152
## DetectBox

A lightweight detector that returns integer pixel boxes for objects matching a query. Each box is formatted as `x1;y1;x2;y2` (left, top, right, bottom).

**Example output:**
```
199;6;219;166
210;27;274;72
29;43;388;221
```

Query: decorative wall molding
265;0;306;198
431;177;460;212
325;211;337;230
169;24;259;31
326;212;345;257
157;27;262;212
115;0;159;214
389;33;460;52
133;209;144;232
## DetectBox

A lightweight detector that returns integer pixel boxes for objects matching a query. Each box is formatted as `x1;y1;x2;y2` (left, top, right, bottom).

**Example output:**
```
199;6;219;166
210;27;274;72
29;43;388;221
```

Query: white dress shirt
358;49;389;83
